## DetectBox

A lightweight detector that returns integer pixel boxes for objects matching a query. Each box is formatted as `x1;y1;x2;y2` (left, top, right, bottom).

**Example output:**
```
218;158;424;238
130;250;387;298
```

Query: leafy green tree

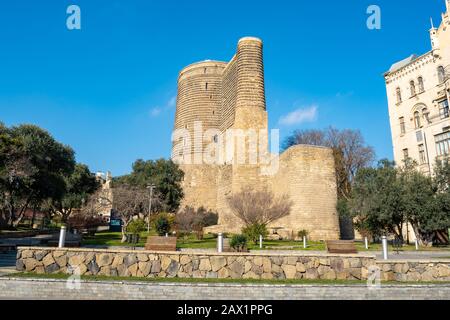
115;159;184;213
0;124;75;227
349;160;406;240
49;163;100;223
127;219;146;235
399;161;436;245
154;213;171;236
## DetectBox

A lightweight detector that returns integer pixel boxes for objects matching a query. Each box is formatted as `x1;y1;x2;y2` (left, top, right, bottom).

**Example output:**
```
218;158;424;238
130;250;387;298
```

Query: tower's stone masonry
172;37;340;240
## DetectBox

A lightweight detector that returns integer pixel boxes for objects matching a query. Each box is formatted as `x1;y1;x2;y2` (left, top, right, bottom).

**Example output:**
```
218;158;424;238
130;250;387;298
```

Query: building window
422;108;430;124
438;66;446;84
418;144;427;164
439;99;449;119
414;111;421;128
416;130;423;143
435;131;450;156
396;87;402;104
418;77;424;92
213;135;218;143
410;80;416;96
403;148;409;160
399;117;406;135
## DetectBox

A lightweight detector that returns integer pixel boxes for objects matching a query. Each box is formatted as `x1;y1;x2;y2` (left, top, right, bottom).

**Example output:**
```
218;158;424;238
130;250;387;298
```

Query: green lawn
82;231;156;247
82;231;450;252
0;272;365;285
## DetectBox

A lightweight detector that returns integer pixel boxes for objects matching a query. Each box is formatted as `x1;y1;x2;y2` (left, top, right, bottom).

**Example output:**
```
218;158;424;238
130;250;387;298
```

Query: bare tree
111;185;148;242
227;187;293;226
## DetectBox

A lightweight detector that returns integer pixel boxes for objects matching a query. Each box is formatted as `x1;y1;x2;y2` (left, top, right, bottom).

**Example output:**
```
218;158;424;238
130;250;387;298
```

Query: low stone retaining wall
16;247;375;281
15;247;450;282
378;260;450;282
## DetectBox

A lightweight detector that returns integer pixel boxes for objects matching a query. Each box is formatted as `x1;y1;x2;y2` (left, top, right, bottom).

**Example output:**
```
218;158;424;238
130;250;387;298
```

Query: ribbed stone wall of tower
236;37;266;110
173;61;226;158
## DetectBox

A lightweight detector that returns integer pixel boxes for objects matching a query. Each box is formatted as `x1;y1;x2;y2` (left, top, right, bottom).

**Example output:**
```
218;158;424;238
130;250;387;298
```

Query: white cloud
149;107;162;117
278;105;318;126
148;95;176;118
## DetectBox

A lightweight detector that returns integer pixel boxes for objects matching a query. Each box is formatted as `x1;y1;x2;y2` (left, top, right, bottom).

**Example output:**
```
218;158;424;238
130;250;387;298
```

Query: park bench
145;236;177;251
0;244;17;253
325;240;358;254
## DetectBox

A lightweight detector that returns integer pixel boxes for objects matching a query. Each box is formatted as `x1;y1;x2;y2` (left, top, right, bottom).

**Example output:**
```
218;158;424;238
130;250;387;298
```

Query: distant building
95;171;113;222
385;1;450;175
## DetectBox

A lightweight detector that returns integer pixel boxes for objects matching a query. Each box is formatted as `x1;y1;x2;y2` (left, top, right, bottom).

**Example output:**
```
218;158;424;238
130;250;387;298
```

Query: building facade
385;1;450;175
171;37;340;240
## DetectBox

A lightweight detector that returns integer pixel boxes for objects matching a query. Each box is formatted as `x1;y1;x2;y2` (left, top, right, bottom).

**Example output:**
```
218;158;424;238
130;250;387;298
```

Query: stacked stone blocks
15;247;450;282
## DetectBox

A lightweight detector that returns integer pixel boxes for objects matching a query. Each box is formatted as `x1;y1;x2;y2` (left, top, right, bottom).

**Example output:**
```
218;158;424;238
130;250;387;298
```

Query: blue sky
0;0;446;175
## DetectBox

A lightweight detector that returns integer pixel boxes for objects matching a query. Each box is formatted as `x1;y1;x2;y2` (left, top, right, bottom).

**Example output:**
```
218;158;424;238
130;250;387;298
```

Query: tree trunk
121;221;129;243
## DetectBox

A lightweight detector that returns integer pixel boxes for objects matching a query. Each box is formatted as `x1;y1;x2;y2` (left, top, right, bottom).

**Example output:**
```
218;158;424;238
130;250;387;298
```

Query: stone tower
171;37;340;241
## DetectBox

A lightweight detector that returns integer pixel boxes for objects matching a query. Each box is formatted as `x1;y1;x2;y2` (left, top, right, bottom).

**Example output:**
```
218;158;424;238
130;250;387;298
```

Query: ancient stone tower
172;37;340;241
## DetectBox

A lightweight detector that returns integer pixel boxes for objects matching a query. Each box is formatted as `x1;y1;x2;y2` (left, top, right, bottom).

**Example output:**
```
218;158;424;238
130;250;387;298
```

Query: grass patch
83;231;450;252
6;272;450;286
7;272;365;285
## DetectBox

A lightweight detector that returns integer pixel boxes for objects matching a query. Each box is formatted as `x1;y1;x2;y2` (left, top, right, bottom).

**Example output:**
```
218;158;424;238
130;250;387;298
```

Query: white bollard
217;233;223;253
303;236;307;249
415;239;419;251
259;235;263;249
58;226;67;248
364;237;369;250
165;233;168;238
382;236;388;260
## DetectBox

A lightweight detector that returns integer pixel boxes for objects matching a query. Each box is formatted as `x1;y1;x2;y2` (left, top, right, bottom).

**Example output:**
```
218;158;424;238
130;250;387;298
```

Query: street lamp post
147;184;155;233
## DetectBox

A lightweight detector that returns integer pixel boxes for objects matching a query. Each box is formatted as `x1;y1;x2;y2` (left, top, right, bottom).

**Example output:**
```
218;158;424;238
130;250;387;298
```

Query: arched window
410;80;416;96
396;87;402;104
418;77;424;92
422;108;430;123
414;111;421;128
438;66;445;84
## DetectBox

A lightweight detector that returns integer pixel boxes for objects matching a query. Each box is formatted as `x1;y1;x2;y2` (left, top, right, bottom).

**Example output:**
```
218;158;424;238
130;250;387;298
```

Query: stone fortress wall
172;37;340;240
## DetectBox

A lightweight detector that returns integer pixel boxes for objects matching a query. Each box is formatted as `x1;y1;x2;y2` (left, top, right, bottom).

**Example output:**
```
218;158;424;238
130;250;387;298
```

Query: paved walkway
0;277;449;300
0;250;17;276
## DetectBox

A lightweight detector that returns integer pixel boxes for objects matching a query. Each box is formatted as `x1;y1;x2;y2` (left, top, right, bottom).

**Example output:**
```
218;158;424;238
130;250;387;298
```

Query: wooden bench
0;244;17;253
145;236;177;251
326;240;358;254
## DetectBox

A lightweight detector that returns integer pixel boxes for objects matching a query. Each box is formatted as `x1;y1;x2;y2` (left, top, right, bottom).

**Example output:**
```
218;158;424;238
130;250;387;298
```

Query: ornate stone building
171;37;340;240
385;1;450;175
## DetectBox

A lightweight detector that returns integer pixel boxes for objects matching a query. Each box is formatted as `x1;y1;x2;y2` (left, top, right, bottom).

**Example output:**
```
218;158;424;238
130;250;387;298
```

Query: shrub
67;214;103;232
230;234;248;252
242;223;268;244
154;213;171;236
297;229;309;239
127;219;146;235
175;206;219;240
